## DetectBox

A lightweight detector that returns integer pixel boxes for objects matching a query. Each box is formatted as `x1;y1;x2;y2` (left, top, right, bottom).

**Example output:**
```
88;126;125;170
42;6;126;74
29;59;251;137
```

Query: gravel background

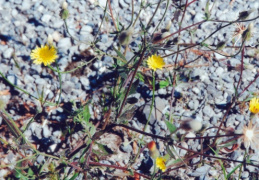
1;0;259;179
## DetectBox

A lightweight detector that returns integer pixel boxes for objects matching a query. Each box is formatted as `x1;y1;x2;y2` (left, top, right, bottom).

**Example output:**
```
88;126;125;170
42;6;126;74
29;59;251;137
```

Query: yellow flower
147;55;165;71
30;45;58;66
156;157;166;172
249;97;259;114
242;120;259;151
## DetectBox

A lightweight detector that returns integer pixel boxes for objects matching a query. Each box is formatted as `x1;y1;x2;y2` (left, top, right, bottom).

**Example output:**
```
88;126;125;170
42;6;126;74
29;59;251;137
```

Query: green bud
216;41;226;50
238;9;255;20
118;27;134;45
60;9;69;20
165;20;172;31
242;23;253;42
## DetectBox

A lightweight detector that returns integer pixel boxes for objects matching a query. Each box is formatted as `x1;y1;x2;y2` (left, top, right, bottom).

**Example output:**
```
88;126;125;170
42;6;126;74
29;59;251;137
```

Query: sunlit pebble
48;144;57;153
0;169;8;177
99;66;106;73
185;132;196;138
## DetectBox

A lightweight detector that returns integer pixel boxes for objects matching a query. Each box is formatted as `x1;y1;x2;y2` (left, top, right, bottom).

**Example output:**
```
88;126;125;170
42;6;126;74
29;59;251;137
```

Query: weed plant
1;0;259;179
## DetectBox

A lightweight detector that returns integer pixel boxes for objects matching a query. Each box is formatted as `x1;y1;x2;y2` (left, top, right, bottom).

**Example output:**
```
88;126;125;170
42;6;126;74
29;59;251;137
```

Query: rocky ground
1;0;259;179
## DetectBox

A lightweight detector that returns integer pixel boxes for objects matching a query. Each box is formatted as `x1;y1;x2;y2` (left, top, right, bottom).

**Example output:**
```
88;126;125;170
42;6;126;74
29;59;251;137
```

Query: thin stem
152;0;170;35
52;61;62;105
0;71;38;100
93;0;108;42
132;0;143;27
147;0;162;29
108;0;118;31
144;70;156;132
117;46;146;118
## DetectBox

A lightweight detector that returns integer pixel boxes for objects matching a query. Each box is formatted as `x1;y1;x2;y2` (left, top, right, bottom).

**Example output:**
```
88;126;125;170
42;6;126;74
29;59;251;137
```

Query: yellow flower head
30;45;58;66
147;55;165;71
249;97;259;114
156;157;166;172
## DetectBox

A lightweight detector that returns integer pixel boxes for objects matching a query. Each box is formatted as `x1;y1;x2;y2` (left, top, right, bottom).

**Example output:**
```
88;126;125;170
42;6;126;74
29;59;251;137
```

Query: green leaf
95;142;113;156
159;80;169;89
227;164;242;179
136;72;145;82
201;42;209;47
27;168;34;176
129;79;139;95
209;146;227;179
113;45;127;64
82;106;91;123
165;120;177;134
69;172;79;180
204;0;210;20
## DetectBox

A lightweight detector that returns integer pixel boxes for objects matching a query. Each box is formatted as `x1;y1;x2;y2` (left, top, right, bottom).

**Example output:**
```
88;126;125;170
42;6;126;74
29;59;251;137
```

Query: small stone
21;0;31;10
120;143;133;153
35;78;46;85
63;81;75;94
100;34;108;43
203;105;214;117
154;124;161;135
58;38;72;51
119;0;129;8
36;155;45;164
158;88;167;95
192;87;200;95
215;67;224;77
241;171;249;178
93;61;103;70
7;75;16;85
43;125;51;138
41;14;52;24
80;77;90;90
48;143;57;153
80;25;93;35
3;48;14;59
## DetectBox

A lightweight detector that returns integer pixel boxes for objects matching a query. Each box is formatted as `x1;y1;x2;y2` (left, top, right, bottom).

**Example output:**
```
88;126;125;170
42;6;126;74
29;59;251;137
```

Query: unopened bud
47;34;53;45
242;23;253;42
147;141;160;159
118;27;134;45
238;9;255;20
180;119;202;132
165;20;172;31
60;9;69;20
161;31;171;39
62;1;68;10
216;41;226;50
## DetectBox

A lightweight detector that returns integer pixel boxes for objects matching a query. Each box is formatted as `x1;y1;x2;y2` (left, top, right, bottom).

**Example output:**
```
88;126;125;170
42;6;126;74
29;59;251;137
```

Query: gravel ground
1;0;259;179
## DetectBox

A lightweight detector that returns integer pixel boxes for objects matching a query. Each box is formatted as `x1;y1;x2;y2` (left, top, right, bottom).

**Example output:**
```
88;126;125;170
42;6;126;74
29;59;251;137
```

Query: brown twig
108;0;118;31
117;45;146;118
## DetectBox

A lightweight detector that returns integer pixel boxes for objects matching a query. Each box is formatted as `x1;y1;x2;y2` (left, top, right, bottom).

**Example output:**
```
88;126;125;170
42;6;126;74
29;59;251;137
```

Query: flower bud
242;23;253;42
47;34;53;45
118;27;134;45
216;41;226;50
180;119;202;132
147;141;160;159
238;9;255;20
60;1;69;20
60;9;69;20
62;1;68;10
165;20;172;31
161;31;171;40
